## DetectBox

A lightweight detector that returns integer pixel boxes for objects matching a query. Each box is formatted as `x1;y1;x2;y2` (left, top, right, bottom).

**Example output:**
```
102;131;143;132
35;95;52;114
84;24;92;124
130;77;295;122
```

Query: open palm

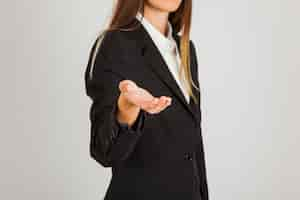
119;80;172;114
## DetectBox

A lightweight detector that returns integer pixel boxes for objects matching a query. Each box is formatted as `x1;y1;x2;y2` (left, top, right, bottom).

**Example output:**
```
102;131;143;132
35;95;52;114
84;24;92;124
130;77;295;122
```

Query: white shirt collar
135;12;190;103
136;12;178;53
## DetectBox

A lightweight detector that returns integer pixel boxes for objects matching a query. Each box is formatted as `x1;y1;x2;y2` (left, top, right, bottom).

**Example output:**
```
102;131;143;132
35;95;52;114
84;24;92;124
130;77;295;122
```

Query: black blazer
84;18;209;200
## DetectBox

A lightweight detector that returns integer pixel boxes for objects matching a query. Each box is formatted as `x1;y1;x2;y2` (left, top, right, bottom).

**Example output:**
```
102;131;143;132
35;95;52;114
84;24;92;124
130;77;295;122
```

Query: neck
143;5;169;36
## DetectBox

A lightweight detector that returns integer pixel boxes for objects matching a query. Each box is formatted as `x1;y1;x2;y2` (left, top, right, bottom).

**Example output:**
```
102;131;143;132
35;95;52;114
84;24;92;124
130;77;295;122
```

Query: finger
121;79;137;87
158;97;172;111
149;97;160;109
159;96;172;107
162;96;172;105
143;97;159;112
119;80;137;93
149;97;169;113
144;95;172;114
155;96;172;113
119;80;129;91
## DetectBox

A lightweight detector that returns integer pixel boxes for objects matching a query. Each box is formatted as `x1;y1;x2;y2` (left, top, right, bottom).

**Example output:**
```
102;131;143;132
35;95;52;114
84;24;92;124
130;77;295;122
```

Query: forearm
90;100;145;167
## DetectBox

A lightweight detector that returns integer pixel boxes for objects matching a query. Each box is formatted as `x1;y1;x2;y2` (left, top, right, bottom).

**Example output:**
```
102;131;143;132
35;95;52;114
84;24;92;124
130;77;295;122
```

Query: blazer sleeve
84;32;146;168
190;40;210;200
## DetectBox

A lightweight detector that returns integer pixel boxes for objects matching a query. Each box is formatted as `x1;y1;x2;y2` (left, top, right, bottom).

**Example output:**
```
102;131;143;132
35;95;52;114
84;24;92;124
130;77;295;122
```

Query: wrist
117;93;140;126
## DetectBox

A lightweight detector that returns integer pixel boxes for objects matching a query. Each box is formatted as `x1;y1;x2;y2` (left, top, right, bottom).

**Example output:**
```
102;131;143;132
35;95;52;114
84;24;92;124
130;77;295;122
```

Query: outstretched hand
119;80;172;114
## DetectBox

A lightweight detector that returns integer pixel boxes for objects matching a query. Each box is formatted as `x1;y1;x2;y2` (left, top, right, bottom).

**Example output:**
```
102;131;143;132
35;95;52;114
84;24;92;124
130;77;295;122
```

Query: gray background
2;0;299;199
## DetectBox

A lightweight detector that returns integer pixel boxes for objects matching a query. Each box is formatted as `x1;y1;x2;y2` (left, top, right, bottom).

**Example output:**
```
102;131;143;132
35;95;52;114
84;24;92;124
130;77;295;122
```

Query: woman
84;0;209;199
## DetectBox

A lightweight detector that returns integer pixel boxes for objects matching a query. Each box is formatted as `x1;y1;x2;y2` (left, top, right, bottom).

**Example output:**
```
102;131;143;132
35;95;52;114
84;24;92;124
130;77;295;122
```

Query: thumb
119;80;138;93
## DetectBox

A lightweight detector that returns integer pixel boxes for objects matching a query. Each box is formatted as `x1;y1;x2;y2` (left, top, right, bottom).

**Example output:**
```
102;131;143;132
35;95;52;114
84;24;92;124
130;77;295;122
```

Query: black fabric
84;18;209;200
113;101;145;134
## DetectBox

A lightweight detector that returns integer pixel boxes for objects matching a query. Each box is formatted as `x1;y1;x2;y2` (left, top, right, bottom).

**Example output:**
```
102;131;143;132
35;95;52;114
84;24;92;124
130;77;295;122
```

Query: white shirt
136;12;190;104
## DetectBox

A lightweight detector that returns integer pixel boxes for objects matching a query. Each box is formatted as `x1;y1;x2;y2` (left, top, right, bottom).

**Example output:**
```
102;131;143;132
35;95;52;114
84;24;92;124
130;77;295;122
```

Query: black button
184;153;193;160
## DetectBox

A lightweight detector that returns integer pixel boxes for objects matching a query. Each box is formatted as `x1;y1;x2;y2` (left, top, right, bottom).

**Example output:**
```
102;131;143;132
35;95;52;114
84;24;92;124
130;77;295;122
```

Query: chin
146;0;182;13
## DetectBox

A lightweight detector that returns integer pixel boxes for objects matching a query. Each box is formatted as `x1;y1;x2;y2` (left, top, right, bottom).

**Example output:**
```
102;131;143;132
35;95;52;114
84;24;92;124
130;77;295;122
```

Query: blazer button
184;153;193;160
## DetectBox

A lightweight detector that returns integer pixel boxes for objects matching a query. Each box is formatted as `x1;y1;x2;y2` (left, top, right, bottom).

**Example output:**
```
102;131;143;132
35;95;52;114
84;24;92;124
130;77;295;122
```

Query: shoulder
86;28;140;81
86;30;128;81
92;29;133;61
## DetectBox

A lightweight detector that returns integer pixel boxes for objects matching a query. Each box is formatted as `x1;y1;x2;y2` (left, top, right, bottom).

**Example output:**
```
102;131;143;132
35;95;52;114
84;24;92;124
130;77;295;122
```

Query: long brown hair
91;0;199;104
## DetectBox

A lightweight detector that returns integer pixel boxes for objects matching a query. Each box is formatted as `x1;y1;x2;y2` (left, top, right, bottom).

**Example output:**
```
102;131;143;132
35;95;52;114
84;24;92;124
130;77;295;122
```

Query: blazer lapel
133;20;199;124
173;34;201;124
